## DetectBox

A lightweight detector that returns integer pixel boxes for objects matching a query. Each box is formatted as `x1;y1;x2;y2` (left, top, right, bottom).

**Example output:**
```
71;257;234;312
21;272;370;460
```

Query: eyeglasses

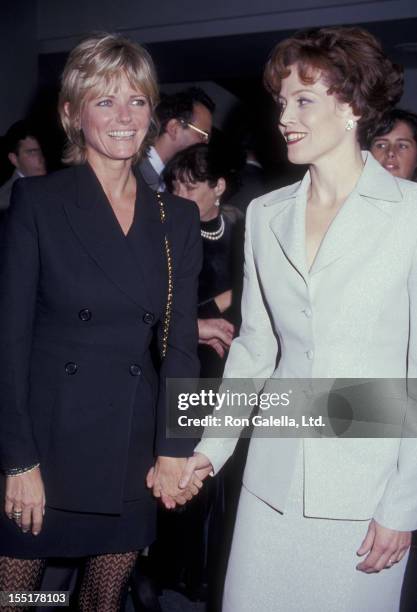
179;119;210;143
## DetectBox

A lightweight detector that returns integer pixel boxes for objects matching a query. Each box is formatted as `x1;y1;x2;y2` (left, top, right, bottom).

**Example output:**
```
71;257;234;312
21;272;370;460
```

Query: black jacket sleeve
0;180;40;470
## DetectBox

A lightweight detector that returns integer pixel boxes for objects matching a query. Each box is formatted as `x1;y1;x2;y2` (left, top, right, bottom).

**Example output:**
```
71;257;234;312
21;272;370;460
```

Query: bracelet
5;463;40;477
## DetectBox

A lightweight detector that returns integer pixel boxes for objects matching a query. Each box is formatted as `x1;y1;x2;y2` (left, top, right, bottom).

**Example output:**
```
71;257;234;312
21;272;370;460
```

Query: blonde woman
0;34;201;611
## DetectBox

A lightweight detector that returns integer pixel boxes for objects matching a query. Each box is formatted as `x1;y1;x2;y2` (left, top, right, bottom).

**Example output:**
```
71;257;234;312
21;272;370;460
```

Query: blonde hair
58;33;159;165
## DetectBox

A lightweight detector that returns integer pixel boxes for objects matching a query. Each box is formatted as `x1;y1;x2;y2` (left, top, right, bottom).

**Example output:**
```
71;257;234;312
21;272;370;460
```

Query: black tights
0;552;139;612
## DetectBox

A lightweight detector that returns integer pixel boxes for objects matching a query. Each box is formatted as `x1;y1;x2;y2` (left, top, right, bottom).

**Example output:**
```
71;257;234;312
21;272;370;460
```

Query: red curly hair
264;27;403;142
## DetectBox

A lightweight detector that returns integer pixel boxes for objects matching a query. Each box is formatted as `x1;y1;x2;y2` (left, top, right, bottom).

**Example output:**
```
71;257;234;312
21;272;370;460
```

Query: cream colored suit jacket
197;153;417;531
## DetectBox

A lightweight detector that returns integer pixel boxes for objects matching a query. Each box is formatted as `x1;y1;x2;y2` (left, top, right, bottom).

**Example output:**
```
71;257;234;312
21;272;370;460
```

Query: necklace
200;214;225;241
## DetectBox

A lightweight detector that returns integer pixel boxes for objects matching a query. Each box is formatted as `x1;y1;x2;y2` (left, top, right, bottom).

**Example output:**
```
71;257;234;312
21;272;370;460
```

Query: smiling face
370;120;417;180
278;64;357;166
79;74;152;166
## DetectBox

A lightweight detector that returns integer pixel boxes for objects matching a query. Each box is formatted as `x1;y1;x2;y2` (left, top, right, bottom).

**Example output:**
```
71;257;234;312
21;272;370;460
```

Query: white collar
147;146;165;176
264;151;403;207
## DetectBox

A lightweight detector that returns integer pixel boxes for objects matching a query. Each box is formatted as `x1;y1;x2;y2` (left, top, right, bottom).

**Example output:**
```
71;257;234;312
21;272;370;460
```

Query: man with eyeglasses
138;86;214;191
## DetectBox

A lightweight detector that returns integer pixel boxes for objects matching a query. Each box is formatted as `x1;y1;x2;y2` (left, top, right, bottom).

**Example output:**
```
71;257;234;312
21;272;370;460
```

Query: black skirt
0;495;156;559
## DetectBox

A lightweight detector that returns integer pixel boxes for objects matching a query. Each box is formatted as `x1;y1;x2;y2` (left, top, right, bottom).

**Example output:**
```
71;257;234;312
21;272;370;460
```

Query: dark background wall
1;0;417;184
0;2;38;134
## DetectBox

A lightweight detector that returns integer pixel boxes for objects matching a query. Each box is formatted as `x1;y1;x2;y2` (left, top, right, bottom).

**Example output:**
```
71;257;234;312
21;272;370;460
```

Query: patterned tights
0;557;46;612
0;552;139;612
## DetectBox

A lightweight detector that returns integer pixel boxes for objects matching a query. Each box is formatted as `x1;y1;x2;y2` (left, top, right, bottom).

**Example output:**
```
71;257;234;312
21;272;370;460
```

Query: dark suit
225;162;266;214
0;163;201;515
137;155;163;191
0;171;19;212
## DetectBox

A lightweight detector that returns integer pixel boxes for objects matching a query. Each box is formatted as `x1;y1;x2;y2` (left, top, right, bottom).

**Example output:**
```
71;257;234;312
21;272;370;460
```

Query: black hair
3;120;39;155
156;87;215;134
366;108;417;147
164;143;224;191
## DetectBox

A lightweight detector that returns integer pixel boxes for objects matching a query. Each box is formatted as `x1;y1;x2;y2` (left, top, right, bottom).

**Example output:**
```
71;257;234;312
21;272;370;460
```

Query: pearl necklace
201;214;225;241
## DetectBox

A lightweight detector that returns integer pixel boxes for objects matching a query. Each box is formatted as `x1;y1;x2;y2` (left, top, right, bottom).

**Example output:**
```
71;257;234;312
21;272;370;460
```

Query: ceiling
145;17;417;85
36;16;417;179
40;17;417;88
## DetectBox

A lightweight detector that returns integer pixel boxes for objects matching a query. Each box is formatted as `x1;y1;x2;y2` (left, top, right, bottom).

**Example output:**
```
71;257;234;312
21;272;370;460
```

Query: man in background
138;86;214;191
0;120;46;212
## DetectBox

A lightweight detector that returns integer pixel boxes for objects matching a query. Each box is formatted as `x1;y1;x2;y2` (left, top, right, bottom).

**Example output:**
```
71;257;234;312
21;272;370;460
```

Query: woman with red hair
180;27;417;611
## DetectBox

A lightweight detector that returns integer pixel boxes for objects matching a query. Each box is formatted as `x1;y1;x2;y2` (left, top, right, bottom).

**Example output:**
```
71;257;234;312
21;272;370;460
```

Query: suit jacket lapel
137;156;161;191
309;193;390;276
268;153;401;280
310;154;401;275
127;174;168;317
63;163;155;312
269;174;309;284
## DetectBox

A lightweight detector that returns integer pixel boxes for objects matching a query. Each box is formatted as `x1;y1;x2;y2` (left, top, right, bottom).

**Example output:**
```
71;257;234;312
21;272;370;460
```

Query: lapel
127;174;168;316
137;156;161;191
63;163;164;313
268;174;310;284
1;171;19;199
268;152;402;281
310;153;402;275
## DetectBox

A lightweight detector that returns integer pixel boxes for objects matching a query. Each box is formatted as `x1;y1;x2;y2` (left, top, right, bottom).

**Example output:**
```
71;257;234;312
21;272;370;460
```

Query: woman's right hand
178;452;214;490
4;467;46;535
198;318;235;357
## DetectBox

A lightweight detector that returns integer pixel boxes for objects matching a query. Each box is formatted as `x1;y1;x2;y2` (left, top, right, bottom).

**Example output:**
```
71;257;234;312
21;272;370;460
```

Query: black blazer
0;164;201;514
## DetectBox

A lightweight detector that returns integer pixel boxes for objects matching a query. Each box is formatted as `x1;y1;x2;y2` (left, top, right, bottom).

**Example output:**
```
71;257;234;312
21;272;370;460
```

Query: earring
214;199;220;207
345;119;354;131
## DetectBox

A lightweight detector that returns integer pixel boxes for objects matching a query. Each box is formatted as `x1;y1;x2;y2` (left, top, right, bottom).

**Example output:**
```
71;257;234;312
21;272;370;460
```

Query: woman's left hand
356;518;411;572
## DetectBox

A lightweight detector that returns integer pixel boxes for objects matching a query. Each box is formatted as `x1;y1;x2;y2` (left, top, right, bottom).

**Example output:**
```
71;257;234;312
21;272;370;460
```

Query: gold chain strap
156;192;173;358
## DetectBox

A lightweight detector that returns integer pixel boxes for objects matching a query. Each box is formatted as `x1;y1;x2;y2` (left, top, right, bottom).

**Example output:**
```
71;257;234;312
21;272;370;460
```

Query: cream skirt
223;447;408;612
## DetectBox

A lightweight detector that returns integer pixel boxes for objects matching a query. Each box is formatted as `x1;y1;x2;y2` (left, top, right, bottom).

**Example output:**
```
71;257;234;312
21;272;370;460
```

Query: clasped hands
146;453;213;509
198;318;234;358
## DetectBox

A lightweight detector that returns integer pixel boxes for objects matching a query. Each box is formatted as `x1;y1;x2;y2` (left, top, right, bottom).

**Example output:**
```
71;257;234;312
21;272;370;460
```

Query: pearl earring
345;119;354;131
214;199;220;207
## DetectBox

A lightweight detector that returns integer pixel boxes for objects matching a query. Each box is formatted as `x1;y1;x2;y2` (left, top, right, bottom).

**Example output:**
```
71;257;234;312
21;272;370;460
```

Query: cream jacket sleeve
196;200;279;473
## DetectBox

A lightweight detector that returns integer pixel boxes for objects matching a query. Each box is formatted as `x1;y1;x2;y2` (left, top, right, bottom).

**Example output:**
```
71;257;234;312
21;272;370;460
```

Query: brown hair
58;33;159;165
264;27;403;142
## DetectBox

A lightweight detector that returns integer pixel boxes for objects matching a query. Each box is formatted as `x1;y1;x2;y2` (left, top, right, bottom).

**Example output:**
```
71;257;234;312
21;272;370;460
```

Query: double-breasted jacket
0;163;201;514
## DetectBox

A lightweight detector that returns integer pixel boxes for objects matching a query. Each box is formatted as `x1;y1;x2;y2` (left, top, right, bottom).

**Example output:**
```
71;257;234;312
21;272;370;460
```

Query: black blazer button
79;309;92;321
65;362;78;375
143;312;154;325
129;364;142;377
